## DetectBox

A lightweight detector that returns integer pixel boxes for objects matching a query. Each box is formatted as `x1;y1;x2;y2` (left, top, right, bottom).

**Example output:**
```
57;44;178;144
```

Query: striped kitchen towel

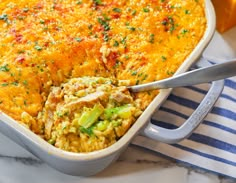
132;75;236;179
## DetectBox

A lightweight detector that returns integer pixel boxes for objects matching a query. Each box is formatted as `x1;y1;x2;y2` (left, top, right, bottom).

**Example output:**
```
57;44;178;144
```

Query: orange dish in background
211;0;236;33
0;0;206;152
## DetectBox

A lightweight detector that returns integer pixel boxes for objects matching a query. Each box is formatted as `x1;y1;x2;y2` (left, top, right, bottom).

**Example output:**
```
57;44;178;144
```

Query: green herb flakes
75;37;82;42
34;45;42;51
113;40;119;47
149;34;155;43
113;8;121;13
143;7;150;12
0;64;10;72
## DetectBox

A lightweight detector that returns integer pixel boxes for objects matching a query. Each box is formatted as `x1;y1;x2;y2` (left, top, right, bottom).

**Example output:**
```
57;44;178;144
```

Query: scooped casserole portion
39;77;142;152
0;0;206;152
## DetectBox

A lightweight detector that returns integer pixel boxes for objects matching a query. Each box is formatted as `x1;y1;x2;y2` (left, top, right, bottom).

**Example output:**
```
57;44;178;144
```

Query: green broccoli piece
78;104;104;128
104;105;133;119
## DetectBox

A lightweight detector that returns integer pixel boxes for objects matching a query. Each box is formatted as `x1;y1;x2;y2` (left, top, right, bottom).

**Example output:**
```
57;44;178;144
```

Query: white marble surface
0;132;234;183
0;28;235;183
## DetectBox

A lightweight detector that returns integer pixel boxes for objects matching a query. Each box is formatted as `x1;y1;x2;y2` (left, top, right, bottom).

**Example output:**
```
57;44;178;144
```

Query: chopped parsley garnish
0;64;10;72
169;26;175;32
138;73;143;77
149;34;155;43
97;18;110;31
161;56;167;61
75;37;82;42
23;80;28;85
131;70;137;76
131;10;136;16
102;13;111;21
127;26;136;31
34;45;42;51
125;55;130;59
113;40;119;47
167;70;175;75
113;8;121;13
103;32;109;42
181;29;189;34
76;1;82;4
39;20;45;24
93;0;102;5
0;14;10;24
24;100;27;106
185;10;190;14
142;74;148;81
143;7;150;12
161;16;176;33
1;83;8;87
11;81;19;86
125;22;130;26
161;20;168;25
121;37;127;48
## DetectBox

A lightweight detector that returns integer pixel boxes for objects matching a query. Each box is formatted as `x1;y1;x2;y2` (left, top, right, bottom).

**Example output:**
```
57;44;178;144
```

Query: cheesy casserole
0;0;206;152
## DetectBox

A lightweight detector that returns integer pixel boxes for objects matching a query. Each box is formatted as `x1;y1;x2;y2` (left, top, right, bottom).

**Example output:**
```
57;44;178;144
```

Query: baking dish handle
141;79;224;144
141;59;224;144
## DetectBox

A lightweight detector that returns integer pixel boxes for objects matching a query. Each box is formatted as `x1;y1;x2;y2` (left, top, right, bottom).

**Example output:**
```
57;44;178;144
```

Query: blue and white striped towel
132;76;236;178
132;29;236;179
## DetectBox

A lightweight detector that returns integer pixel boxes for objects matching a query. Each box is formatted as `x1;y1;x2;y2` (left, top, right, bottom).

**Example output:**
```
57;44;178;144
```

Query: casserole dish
0;0;217;176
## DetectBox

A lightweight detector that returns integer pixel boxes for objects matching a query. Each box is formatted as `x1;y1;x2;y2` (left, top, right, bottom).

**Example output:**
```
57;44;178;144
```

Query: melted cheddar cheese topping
0;0;206;152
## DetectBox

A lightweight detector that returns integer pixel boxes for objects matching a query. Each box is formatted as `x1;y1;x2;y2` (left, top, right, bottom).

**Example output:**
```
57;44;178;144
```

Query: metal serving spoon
128;59;236;92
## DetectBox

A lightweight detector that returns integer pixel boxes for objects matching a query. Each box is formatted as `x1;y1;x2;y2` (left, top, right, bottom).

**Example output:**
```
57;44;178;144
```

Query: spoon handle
129;59;236;92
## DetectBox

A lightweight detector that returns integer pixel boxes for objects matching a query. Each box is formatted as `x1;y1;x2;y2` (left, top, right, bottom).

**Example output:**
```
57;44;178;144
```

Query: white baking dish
0;0;218;176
